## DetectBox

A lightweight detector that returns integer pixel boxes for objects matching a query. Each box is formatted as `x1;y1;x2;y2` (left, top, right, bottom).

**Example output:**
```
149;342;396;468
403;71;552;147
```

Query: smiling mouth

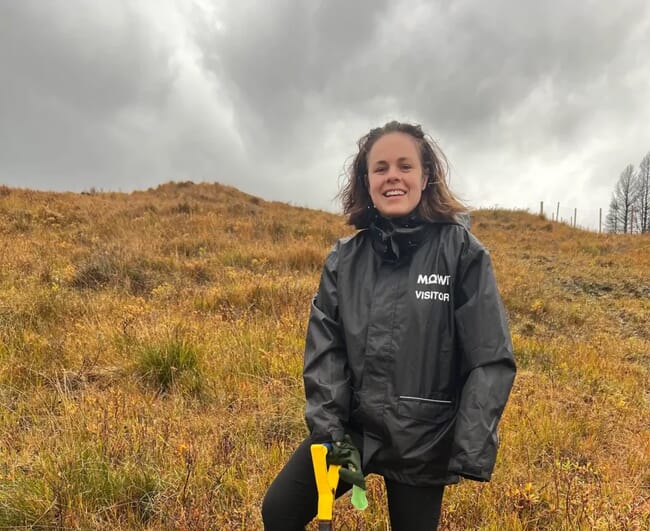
383;190;406;197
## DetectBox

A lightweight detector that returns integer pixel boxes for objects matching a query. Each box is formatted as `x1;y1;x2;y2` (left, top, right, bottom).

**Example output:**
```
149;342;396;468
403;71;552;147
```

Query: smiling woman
262;121;516;531
340;121;467;229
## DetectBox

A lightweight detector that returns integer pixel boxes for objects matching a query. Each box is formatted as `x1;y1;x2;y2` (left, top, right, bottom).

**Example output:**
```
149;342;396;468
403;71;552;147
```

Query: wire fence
534;201;648;234
537;201;601;232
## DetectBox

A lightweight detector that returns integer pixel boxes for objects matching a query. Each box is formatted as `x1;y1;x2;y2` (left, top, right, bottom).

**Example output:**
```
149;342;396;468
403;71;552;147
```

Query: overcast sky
2;0;649;228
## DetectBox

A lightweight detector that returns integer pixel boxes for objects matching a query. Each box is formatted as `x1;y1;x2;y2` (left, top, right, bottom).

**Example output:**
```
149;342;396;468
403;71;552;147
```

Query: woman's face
367;132;426;218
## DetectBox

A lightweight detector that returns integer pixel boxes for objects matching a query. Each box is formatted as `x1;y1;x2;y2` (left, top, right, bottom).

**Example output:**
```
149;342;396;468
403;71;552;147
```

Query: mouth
383;189;406;197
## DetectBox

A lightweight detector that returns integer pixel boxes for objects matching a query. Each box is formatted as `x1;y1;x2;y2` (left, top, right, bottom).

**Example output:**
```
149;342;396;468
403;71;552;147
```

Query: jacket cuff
459;470;490;482
308;426;346;444
448;458;491;482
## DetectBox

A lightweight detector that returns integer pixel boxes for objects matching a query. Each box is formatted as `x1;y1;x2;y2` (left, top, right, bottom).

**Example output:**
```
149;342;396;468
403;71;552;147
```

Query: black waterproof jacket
303;216;516;486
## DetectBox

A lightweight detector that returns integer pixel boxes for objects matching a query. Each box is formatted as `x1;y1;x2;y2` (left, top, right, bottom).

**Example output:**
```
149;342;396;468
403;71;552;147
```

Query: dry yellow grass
0;182;648;529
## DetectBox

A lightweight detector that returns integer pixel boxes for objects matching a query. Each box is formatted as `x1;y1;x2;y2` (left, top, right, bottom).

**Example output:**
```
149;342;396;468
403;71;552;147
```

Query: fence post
540;201;544;216
574;208;577;228
599;208;602;233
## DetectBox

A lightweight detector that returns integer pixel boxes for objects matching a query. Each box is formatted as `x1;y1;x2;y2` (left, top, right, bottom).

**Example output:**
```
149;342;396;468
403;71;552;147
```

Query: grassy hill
0;182;648;529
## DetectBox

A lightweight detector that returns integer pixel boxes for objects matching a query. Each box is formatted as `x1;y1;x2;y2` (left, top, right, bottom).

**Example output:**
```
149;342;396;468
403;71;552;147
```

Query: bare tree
605;194;620;233
635;152;650;233
607;165;637;233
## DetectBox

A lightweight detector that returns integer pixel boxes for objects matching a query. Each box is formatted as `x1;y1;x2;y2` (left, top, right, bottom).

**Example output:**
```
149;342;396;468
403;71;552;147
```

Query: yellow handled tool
310;443;341;531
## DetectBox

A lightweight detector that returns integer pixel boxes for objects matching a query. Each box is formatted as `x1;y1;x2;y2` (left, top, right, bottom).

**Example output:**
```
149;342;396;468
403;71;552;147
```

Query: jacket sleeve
449;235;516;481
303;242;350;443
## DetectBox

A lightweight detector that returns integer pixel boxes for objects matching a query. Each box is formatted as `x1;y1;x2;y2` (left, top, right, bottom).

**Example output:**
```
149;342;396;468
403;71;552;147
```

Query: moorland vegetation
0;182;648;529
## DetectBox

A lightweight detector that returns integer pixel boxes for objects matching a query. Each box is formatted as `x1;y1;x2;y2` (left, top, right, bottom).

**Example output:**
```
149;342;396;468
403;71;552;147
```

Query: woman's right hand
326;435;365;490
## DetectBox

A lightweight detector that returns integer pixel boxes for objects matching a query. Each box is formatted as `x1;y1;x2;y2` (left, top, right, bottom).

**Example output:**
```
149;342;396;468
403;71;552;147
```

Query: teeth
384;190;405;197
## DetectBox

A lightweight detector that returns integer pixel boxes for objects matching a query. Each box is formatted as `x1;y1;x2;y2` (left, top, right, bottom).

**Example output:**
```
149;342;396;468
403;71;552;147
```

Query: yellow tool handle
310;444;341;523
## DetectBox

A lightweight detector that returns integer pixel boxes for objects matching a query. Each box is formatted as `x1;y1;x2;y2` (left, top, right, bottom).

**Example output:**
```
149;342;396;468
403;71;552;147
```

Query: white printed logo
415;273;451;302
416;274;450;286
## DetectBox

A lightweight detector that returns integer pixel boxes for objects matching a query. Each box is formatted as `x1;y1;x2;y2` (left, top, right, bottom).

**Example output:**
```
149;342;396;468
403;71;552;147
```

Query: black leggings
262;437;444;531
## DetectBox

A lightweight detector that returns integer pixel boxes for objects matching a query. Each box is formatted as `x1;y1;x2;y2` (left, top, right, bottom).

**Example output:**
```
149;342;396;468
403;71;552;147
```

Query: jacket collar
369;211;429;262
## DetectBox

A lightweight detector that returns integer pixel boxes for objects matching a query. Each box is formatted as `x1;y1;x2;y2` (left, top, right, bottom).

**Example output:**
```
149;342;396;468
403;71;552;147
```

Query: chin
378;206;413;218
382;212;402;218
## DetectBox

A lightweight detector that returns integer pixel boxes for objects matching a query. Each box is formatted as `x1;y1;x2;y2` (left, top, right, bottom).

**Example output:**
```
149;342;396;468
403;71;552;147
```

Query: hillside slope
0;182;648;529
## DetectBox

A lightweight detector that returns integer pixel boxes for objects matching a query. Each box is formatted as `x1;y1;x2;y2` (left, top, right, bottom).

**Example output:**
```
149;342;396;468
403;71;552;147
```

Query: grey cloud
1;2;170;118
196;0;649;219
0;2;171;189
0;0;649;225
197;0;389;151
328;0;649;142
198;0;648;181
0;1;245;192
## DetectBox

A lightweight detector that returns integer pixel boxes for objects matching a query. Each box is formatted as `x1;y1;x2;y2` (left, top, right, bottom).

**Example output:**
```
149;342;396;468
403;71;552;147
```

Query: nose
386;165;399;181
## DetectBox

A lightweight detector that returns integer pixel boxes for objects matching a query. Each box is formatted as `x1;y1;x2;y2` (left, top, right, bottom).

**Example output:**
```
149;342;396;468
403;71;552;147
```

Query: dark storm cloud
1;0;649;227
204;0;647;143
195;0;650;219
197;0;388;153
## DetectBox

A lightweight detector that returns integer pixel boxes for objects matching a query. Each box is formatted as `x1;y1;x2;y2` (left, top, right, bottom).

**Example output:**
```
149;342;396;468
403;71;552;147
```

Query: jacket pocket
397;395;454;423
385;396;456;463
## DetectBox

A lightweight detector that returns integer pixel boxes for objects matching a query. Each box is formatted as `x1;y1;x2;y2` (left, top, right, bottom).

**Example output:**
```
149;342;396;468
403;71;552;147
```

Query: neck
373;210;423;229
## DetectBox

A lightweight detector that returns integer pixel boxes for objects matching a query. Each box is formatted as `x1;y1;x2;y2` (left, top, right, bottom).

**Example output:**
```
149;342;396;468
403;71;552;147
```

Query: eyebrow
372;157;415;165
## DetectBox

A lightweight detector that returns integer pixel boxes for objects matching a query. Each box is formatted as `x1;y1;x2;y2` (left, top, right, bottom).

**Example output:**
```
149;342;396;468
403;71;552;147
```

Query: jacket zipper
399;395;452;405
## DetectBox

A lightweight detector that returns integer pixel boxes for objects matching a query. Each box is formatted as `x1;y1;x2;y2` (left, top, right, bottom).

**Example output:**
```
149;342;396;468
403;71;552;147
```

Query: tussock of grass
0;476;55;528
71;252;172;296
134;338;203;396
0;447;159;528
6;209;33;232
0;183;648;529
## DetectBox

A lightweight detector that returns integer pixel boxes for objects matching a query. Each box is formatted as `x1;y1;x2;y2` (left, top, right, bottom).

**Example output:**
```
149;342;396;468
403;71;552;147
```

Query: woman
262;121;516;530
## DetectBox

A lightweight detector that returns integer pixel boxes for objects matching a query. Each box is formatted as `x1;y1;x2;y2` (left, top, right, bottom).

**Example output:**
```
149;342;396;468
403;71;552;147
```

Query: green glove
326;435;366;491
351;485;368;510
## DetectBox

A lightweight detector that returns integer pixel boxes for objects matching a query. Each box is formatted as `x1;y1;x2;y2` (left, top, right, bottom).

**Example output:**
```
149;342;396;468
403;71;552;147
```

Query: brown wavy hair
338;121;467;228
